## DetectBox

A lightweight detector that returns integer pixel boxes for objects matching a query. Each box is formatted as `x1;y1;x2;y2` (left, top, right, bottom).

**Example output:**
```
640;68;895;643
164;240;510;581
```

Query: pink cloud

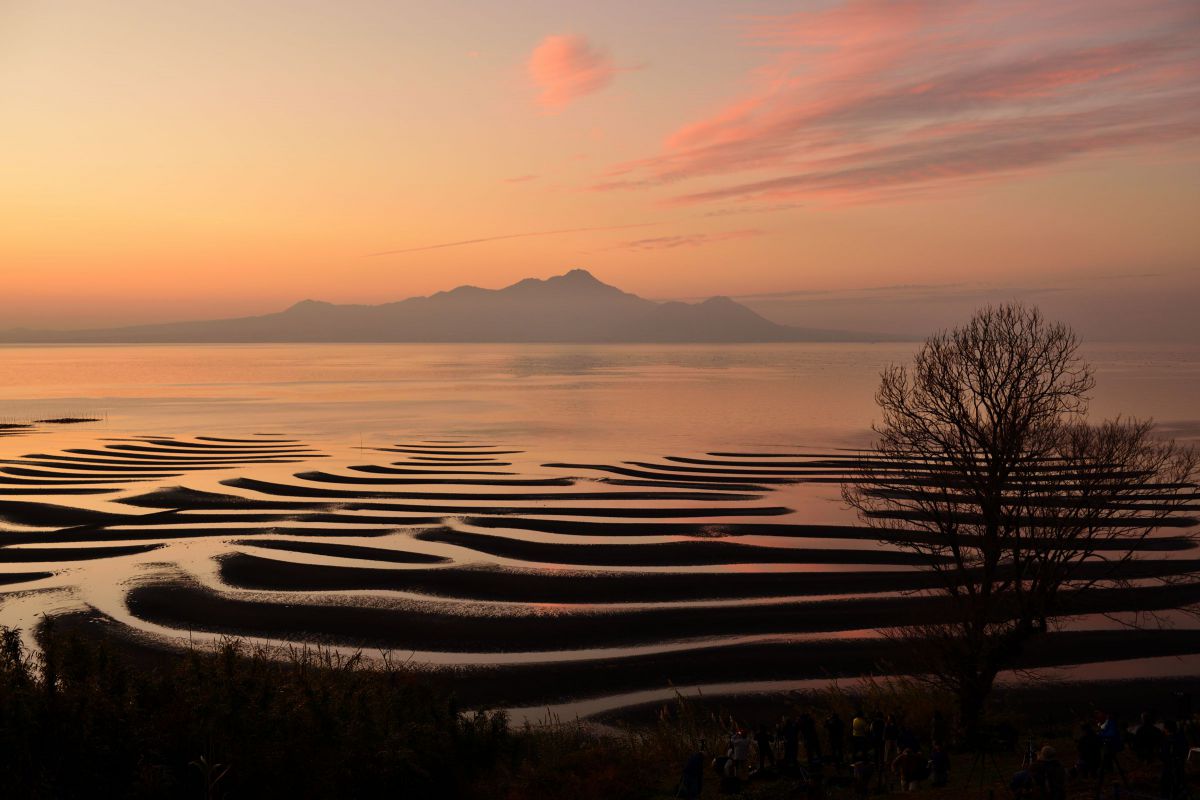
597;0;1200;204
528;34;615;111
503;174;539;184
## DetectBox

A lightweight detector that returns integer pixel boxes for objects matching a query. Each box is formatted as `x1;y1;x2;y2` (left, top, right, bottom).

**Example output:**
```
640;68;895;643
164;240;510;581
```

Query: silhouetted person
755;722;775;772
882;713;901;767
728;728;751;779
676;740;705;799
1096;711;1127;797
850;757;873;798
891;746;925;792
781;715;800;768
1132;710;1164;763
1160;720;1189;799
851;708;870;761
869;711;886;769
713;752;739;795
928;743;950;788
825;712;845;765
1075;721;1100;778
1010;768;1036;798
930;709;948;749
1029;745;1066;800
799;711;821;765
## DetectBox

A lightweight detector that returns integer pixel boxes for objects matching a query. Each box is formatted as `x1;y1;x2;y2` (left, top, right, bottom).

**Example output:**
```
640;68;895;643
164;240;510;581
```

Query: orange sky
2;0;1198;334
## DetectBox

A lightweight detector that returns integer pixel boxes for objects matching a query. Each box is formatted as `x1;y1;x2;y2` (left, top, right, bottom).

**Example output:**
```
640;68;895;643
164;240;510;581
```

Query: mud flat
1;434;1197;718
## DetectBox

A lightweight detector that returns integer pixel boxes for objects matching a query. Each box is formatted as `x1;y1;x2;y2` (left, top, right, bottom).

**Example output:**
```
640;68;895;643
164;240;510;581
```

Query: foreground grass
1;624;1197;799
0;625;677;799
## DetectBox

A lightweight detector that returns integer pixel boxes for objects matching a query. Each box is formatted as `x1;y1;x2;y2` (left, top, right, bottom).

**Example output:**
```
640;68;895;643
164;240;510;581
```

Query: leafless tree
843;304;1200;738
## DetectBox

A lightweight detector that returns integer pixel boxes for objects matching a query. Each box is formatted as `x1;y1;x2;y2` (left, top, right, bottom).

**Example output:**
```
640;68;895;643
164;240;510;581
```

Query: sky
2;0;1199;338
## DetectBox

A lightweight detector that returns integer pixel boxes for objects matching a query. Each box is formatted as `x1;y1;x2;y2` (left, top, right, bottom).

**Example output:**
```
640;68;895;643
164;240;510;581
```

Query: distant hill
0;269;895;343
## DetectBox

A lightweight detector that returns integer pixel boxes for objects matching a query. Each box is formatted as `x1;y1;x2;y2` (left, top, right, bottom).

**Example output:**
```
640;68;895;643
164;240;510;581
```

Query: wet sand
125;574;1200;653
1;430;1197;717
41;608;1200;711
217;551;1200;602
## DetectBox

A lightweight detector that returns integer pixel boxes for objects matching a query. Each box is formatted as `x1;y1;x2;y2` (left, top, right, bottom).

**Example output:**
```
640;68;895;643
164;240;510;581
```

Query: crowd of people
675;701;1198;798
1009;710;1194;800
677;706;953;797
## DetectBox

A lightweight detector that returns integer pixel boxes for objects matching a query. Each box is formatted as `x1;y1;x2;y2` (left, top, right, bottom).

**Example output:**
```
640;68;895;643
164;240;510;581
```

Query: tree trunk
957;669;998;747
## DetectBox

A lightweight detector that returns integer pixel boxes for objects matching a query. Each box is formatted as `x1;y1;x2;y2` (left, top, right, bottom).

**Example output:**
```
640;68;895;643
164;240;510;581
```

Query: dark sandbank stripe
59;450;311;464
454;629;1200;709
0;501;132;527
868;509;1199;529
393;443;497;449
389;460;514;469
142;438;309;449
379;448;522;456
408;456;508;463
462;517;1198;550
300;470;573;487
218;552;938;600
234;539;449;564
359;465;517;475
0;571;55;585
633;461;840;476
0;487;119;496
0;543;162;562
601;479;771;492
222;477;762;502
1;525;407;546
6;460;196;472
2;466;181;479
546;462;796;484
214;551;1200;601
126;579;1200;653
99;443;324;455
105;443;319;455
416;528;944;567
117;486;790;517
196;436;301;444
0;475;142;486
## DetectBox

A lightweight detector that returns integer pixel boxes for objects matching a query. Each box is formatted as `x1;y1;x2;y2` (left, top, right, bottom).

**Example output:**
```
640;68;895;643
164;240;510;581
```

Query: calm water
0;342;1197;717
2;342;1197;449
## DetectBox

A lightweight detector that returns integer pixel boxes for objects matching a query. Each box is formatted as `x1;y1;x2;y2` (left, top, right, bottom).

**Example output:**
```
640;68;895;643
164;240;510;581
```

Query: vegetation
0;624;723;799
0;625;510;799
844;304;1200;738
1;624;1196;798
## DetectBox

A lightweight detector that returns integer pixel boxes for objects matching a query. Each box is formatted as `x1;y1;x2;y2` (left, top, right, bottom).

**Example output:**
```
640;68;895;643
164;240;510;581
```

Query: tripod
1020;735;1037;768
965;741;1004;795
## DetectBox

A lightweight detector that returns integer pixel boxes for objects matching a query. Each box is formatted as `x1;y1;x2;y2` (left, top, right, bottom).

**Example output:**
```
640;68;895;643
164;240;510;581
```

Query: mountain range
1;269;893;343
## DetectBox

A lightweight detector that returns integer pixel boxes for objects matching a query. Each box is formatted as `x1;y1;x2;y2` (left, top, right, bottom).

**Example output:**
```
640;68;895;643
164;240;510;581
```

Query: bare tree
843;304;1200;738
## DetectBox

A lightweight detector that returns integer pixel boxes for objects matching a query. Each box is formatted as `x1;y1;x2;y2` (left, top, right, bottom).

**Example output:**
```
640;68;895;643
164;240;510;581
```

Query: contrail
368;222;661;256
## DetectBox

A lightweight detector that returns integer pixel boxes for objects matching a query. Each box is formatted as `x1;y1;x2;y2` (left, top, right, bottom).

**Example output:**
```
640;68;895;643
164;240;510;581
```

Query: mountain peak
536;268;609;289
558;268;601;283
285;299;333;312
503;268;626;296
0;268;892;343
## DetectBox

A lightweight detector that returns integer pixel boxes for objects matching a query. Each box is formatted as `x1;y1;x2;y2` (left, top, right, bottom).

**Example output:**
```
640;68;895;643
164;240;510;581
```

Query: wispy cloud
594;0;1200;204
702;202;804;217
613;229;762;251
369;222;659;257
528;34;616;111
736;282;1064;306
502;174;539;184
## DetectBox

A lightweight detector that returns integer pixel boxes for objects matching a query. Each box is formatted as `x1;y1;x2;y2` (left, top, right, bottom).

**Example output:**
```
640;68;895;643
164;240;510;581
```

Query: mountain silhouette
1;269;891;343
